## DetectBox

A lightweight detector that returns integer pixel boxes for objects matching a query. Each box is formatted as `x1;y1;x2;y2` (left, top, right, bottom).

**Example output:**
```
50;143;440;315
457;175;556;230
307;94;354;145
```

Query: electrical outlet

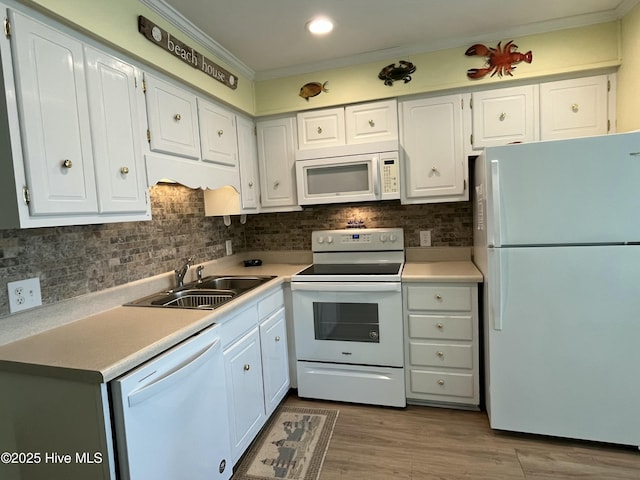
420;230;432;247
225;239;233;256
8;277;42;313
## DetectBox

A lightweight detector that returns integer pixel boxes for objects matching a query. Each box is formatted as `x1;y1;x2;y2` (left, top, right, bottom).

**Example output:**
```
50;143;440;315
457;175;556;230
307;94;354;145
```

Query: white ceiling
145;0;638;80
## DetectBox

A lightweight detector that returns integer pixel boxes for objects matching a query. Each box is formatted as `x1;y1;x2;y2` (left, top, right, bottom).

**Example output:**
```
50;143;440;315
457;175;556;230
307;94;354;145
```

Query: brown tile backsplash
0;184;471;317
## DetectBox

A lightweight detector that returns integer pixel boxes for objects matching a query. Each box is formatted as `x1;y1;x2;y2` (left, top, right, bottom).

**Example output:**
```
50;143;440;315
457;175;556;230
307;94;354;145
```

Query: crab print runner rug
232;406;338;480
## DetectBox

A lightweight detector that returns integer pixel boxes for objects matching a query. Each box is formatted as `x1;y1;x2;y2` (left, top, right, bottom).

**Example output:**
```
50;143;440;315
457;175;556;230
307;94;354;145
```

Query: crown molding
138;0;255;80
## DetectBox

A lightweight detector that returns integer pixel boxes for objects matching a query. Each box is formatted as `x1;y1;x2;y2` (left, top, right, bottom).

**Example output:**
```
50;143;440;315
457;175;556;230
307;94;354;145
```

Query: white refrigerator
473;131;640;447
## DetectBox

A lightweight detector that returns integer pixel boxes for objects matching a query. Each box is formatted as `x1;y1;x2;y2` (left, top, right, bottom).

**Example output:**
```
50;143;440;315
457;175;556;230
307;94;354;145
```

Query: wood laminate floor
282;394;640;480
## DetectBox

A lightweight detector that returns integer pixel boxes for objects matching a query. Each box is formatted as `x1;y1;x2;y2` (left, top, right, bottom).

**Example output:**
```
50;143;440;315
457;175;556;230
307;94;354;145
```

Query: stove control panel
312;228;404;252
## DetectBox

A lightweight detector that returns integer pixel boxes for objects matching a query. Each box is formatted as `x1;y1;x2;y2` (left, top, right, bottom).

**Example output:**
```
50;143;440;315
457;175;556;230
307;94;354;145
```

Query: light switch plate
420;230;432;247
8;277;42;313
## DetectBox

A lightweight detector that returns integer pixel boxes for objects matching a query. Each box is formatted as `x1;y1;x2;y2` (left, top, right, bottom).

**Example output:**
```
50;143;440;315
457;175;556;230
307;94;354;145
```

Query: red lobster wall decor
465;40;532;79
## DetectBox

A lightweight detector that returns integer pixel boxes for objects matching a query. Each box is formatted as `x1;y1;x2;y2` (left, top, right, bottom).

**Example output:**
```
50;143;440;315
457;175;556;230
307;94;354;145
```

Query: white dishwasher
111;324;232;480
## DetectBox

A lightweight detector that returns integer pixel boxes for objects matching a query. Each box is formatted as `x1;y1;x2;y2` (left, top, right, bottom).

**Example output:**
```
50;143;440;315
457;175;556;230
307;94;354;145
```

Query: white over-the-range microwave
295;152;400;205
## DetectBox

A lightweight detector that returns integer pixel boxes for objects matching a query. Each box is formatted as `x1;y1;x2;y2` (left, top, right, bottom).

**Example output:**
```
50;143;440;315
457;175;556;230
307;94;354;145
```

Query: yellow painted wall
22;0;256;114
255;22;621;116
618;3;640;132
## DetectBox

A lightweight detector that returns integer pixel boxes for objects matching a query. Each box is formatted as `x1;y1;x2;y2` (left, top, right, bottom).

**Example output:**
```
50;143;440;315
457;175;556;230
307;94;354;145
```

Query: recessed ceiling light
306;17;333;35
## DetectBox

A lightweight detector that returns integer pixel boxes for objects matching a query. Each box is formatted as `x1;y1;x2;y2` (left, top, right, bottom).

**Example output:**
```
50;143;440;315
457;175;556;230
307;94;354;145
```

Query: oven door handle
291;282;401;293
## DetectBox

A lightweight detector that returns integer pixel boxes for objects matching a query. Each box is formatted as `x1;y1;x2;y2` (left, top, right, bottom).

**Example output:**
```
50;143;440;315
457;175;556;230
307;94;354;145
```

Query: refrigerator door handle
490;160;502;247
488;247;503;330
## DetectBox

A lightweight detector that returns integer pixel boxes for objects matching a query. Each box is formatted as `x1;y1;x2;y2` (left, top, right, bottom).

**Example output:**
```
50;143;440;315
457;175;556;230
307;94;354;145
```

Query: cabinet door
472;85;539;148
257;117;297;207
297;107;345;150
224;327;265;463
260;307;289;416
540;75;609;141
145;75;200;159
236;116;259;210
400;94;466;201
345;99;398;145
85;47;148;213
198;99;238;167
10;11;98;215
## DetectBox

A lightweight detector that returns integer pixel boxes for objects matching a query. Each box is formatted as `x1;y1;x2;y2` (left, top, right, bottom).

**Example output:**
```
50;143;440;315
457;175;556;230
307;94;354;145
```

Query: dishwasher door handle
127;337;221;407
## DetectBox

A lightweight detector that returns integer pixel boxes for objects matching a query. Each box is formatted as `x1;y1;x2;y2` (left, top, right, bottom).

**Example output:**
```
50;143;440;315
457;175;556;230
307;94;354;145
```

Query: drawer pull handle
243;364;250;371
436;323;444;330
317;126;323;134
368;119;375;127
571;103;579;113
174;113;182;121
499;112;506;121
436;351;444;358
435;294;442;300
275;336;281;342
437;379;445;386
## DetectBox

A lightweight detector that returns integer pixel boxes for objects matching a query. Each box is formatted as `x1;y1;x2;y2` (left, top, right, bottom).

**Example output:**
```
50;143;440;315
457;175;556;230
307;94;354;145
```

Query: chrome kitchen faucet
174;258;193;288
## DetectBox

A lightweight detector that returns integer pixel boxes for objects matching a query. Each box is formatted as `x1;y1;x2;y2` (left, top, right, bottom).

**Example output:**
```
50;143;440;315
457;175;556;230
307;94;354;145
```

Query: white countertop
0;262;308;384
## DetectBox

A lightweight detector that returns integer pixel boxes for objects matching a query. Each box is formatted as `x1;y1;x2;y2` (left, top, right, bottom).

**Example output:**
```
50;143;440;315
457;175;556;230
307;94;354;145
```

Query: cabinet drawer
345;99;398;145
406;285;472;311
409;370;474;398
409;342;473;369
220;305;259;349
408;314;472;340
258;288;284;319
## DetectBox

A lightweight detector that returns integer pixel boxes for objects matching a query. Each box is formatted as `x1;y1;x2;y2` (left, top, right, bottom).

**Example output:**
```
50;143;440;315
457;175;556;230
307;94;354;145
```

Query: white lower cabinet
403;283;480;407
260;306;289;416
222;287;289;465
224;322;266;464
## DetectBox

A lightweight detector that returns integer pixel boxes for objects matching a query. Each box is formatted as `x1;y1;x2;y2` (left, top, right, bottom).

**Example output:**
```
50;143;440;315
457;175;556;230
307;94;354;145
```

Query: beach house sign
138;16;238;90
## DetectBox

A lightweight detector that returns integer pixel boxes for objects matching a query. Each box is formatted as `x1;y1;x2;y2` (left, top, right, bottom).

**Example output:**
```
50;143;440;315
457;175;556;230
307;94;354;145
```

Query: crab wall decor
465;40;532;79
378;60;416;86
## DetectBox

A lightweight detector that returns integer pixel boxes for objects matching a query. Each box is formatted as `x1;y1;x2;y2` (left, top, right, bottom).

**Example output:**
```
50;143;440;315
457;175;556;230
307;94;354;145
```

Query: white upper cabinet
256;116;299;210
471;85;539;149
540;75;611;141
10;10;98;216
198;99;238;167
236;115;259;210
144;74;200;159
0;8;150;228
400;94;468;203
295;99;399;160
85;46;148;214
345;99;398;145
296;107;345;151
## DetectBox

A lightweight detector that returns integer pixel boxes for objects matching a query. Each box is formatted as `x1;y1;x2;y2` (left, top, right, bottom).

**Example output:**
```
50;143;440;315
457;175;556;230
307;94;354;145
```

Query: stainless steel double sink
125;275;276;310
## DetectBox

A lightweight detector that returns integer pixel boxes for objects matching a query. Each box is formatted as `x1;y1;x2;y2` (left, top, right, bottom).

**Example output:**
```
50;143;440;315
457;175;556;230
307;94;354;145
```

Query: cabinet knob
62;159;73;169
317;126;323;134
431;166;438;173
571;103;579;113
437;379;445;386
437;351;444;358
174;113;182;121
120;166;130;175
436;323;444;329
435;293;442;300
243;364;250;371
368;119;375;127
217;129;224;136
499;112;507;121
273;180;280;189
248;181;254;188
275;336;281;342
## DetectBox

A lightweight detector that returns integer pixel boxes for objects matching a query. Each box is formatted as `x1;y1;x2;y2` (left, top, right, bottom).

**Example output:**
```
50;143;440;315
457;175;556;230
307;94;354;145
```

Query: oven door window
312;302;379;342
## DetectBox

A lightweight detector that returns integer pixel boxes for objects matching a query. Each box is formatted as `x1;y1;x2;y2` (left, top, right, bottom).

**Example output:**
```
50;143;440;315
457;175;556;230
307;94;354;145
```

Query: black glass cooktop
296;263;402;276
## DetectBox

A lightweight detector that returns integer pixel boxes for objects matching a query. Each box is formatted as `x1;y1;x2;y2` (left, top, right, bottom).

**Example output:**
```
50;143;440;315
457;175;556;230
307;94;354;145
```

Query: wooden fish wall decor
465;40;532;79
378;61;416;86
299;81;329;101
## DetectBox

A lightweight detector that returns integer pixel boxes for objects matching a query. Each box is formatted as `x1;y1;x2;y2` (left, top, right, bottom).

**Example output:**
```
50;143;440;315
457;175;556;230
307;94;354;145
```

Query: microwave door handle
372;156;381;196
